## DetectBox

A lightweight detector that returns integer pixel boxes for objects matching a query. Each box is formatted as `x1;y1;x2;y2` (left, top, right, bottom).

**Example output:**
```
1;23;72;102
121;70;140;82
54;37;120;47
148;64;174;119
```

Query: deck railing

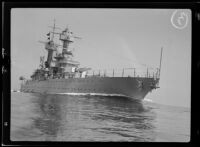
85;68;160;79
27;67;160;81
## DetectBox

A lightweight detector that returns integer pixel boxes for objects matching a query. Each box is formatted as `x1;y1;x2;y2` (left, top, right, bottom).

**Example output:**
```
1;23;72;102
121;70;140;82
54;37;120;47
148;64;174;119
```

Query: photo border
2;1;199;146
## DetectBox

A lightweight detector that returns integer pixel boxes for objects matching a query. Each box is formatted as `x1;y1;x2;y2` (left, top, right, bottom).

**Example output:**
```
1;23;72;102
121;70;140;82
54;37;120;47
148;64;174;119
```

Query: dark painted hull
20;77;158;100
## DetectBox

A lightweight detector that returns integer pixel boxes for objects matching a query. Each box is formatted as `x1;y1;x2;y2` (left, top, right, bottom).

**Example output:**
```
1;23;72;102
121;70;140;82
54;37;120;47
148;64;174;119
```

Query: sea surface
11;92;190;142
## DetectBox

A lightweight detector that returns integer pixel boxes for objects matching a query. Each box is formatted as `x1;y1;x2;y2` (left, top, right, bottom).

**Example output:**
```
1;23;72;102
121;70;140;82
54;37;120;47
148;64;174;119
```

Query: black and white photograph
8;8;191;142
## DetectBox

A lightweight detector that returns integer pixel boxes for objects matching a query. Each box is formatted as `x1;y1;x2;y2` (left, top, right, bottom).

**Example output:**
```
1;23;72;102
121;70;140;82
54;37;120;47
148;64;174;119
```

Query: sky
11;8;191;108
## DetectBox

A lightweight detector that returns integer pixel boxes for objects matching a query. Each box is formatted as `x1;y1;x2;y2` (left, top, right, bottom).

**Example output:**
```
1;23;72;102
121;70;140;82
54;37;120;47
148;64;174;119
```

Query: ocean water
11;92;190;142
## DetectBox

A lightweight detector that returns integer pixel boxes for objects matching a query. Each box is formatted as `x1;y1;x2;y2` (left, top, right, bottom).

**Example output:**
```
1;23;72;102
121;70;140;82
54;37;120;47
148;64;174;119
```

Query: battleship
20;21;162;100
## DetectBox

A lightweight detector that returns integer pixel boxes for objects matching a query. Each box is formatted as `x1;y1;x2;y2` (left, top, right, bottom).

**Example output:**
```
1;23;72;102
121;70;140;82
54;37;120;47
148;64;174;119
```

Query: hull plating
21;77;157;100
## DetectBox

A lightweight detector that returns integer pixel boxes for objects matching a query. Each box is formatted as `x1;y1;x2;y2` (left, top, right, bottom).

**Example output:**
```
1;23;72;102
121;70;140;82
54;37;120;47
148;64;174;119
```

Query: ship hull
20;77;158;100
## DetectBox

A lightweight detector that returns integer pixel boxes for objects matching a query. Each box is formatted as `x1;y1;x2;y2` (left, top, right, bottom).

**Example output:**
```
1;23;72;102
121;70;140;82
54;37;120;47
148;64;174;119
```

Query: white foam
144;98;153;102
11;90;21;92
55;92;142;101
56;92;130;98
